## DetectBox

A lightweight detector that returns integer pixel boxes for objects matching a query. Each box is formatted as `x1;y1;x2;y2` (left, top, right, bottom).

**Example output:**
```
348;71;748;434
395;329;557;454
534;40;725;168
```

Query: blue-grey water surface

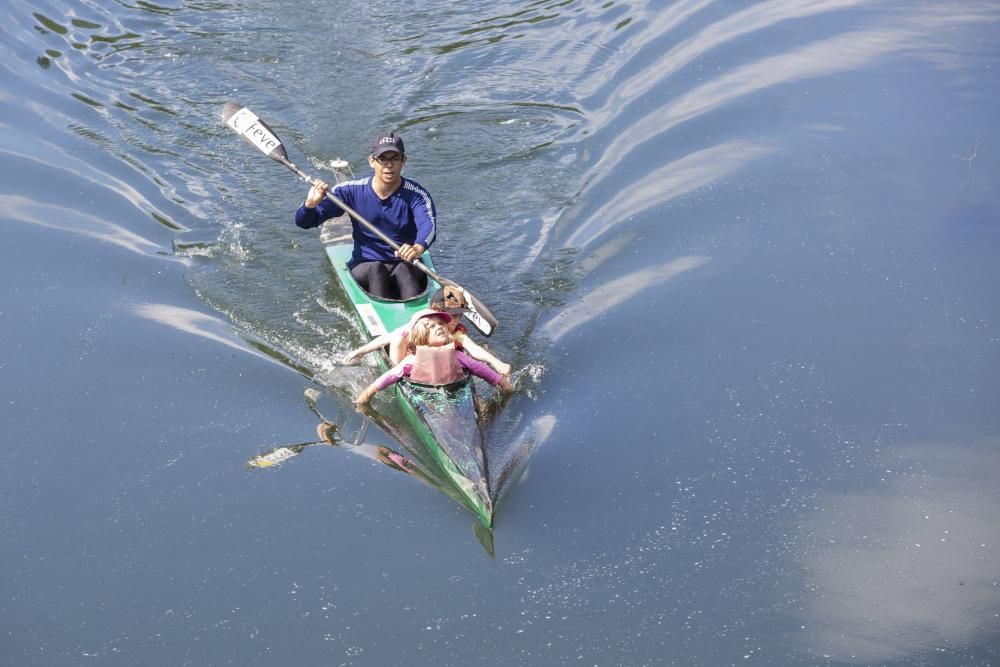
2;0;999;665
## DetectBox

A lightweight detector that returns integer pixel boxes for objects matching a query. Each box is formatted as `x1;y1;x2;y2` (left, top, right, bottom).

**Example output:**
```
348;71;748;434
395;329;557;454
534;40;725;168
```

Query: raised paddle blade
424;272;497;336
222;102;289;162
431;276;497;336
461;289;497;337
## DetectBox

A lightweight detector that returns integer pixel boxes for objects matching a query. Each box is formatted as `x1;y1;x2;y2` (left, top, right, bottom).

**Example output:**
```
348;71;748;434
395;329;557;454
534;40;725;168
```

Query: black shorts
350;260;427;300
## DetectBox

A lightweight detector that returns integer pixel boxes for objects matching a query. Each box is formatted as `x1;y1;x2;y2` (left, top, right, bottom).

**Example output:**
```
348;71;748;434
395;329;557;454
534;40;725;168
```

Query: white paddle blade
462;290;494;336
222;103;287;161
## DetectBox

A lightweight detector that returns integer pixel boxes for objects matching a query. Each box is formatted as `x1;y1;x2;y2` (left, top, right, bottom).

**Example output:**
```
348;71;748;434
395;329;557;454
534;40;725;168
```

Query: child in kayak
355;310;514;405
343;285;511;376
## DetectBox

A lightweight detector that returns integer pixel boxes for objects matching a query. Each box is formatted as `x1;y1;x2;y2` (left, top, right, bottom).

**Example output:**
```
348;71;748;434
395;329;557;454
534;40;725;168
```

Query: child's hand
343;349;364;365
496;361;512;377
355;386;375;405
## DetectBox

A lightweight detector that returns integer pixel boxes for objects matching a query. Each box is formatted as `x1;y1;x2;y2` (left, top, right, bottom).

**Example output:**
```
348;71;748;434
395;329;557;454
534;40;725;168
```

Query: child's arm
455;332;511;376
456;352;514;392
496;375;514;393
355;359;410;404
343;332;392;364
355;381;381;405
389;330;409;365
344;324;408;364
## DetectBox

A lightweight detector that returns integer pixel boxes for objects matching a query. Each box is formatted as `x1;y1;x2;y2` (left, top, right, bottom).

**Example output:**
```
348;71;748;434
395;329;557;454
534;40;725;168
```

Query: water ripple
541;255;709;342
584;0;871;127
1;193;167;257
564;140;776;249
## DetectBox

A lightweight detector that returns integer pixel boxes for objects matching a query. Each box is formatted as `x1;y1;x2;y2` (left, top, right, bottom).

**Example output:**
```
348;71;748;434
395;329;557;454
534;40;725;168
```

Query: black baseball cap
371;130;405;157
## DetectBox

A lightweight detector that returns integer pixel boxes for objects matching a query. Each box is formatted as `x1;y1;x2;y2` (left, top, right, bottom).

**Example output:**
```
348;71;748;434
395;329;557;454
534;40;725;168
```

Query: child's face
424;319;452;346
430;304;464;328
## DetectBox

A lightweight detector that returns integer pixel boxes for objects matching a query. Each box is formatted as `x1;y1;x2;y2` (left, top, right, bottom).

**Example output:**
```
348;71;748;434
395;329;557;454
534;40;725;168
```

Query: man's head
369;131;406;184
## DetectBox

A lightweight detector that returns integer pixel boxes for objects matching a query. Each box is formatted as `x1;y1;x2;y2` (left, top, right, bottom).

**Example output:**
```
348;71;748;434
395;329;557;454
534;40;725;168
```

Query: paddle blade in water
222;102;289;162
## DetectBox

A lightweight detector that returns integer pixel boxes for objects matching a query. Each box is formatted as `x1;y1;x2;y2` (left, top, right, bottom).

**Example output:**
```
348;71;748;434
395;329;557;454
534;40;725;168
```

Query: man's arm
295;180;345;229
408;181;436;251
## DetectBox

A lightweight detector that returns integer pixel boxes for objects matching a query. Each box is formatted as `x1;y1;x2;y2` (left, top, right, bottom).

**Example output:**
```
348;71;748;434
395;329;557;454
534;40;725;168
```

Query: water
3;0;999;664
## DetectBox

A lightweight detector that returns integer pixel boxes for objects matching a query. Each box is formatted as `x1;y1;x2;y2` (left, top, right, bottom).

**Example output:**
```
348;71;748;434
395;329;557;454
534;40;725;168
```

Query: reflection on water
247;412;505;557
491;413;556;504
300;382;554;547
789;439;1000;663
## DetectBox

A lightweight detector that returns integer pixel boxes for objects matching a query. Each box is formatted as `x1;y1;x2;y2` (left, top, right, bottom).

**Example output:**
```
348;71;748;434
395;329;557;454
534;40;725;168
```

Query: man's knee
394;264;426;299
353;262;396;299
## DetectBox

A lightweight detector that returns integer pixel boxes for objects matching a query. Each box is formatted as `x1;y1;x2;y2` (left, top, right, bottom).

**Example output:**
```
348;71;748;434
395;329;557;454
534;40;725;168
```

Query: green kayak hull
323;242;493;528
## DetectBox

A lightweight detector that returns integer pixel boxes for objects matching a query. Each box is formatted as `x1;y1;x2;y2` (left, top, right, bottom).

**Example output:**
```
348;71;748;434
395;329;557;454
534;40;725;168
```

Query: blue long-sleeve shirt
295;176;436;269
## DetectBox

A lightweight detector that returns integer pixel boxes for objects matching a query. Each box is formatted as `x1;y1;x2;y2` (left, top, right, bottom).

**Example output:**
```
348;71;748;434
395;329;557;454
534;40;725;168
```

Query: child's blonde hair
407;314;447;352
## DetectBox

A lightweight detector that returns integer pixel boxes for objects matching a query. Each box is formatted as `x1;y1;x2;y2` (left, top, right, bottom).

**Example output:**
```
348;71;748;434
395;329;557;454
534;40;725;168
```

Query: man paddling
295;130;436;300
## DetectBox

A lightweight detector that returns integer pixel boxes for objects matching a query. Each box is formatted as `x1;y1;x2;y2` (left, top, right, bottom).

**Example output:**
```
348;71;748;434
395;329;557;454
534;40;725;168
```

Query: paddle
221;102;498;337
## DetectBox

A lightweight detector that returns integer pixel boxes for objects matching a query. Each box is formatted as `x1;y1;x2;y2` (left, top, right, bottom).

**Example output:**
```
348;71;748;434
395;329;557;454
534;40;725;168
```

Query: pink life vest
408;346;464;385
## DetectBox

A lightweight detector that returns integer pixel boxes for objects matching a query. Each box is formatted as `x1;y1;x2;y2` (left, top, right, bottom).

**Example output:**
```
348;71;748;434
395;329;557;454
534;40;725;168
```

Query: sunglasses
373;153;404;165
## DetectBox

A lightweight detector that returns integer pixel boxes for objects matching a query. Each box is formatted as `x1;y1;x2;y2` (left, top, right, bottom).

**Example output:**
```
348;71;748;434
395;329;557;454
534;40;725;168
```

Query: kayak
220;104;496;533
319;211;493;529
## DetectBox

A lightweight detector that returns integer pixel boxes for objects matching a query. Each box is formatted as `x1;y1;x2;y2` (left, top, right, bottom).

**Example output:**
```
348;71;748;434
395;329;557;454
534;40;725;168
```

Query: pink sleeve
455;351;502;385
375;361;413;390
